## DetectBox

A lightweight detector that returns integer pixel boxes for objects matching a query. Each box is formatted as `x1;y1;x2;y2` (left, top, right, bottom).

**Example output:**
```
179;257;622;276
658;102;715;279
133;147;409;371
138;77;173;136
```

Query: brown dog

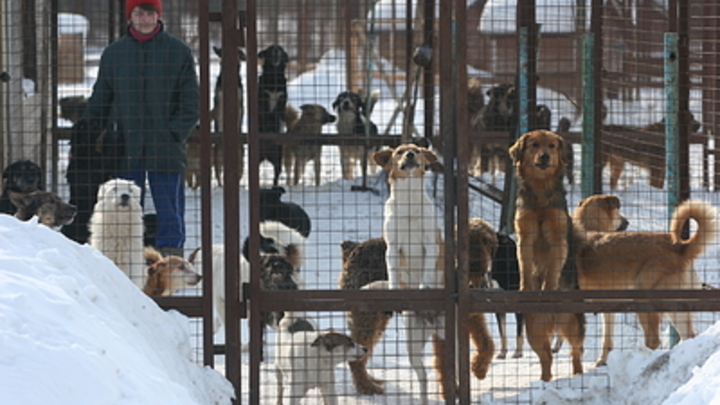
603;115;701;190
575;198;717;366
9;189;77;229
143;247;202;296
338;238;390;396
509;129;583;382
339;225;495;397
283;104;336;186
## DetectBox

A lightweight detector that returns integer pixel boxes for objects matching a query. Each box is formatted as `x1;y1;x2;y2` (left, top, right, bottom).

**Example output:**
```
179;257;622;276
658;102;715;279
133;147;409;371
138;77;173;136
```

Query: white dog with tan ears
373;144;448;405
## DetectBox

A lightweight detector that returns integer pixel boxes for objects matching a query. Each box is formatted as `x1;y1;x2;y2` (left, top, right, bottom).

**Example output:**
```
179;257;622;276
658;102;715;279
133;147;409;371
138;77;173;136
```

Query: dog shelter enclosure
3;0;720;403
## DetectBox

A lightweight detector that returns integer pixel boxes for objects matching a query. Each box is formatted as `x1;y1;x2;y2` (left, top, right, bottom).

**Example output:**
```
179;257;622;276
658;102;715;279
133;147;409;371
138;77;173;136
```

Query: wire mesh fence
2;0;720;404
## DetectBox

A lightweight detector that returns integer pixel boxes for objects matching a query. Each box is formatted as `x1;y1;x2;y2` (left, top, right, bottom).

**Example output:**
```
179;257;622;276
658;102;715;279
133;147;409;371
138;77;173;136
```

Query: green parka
83;23;199;172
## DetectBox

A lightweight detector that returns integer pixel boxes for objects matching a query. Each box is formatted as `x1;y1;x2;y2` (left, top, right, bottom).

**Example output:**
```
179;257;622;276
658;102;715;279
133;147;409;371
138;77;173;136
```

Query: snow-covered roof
58;13;89;36
369;0;483;31
478;0;591;34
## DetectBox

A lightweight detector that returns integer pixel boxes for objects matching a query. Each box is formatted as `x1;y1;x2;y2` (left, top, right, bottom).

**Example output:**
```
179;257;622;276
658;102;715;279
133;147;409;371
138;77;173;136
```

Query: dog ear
555;134;568;167
372;148;394;169
605;195;621;209
508;136;525;164
421;148;438;166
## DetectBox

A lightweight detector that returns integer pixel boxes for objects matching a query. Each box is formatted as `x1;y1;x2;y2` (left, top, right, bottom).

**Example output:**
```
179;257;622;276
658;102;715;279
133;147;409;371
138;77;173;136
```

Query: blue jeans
119;161;185;249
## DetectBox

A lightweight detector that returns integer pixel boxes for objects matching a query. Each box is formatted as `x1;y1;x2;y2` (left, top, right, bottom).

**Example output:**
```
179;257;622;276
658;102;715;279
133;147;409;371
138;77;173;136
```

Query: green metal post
665;32;680;347
581;33;595;199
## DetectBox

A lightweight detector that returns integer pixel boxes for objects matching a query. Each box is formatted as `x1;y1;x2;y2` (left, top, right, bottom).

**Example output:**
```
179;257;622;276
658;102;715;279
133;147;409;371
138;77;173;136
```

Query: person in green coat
82;0;199;256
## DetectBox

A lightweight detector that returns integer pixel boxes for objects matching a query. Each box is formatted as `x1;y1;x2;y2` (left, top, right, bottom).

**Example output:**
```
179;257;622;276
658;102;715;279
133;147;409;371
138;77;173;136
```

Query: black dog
258;44;290;186
490;232;524;360
0;160;44;215
211;46;247;187
61;119;124;244
332;90;380;181
242;186;311;261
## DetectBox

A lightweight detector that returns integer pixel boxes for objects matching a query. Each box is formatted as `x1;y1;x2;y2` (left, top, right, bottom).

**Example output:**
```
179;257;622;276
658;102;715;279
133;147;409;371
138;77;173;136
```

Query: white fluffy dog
89;178;145;288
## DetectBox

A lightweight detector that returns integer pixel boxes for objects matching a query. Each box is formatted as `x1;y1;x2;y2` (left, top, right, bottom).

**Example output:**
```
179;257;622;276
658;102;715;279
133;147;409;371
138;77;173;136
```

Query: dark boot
158;247;184;258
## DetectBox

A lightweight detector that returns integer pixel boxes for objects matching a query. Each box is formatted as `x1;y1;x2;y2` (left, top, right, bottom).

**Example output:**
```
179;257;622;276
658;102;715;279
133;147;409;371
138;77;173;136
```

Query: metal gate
2;0;718;404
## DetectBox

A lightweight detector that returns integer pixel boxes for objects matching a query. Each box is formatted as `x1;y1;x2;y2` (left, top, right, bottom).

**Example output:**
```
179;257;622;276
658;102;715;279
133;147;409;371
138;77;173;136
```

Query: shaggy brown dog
509;129;583;382
9;189;77;229
574;198;717;366
283;104;336;186
339;238;392;395
340;227;495;396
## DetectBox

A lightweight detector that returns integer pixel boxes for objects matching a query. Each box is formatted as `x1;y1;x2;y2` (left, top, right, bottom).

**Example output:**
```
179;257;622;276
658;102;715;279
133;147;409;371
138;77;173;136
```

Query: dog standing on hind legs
373;144;449;404
258;44;290;186
508;130;585;382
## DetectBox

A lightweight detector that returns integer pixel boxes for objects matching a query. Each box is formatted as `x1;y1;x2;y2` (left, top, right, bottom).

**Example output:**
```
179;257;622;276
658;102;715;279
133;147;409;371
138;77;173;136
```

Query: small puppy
1;160;44;215
283;104;336;186
275;312;367;405
143;247;202;296
333;90;379;180
9;189;77;229
89;178;145;289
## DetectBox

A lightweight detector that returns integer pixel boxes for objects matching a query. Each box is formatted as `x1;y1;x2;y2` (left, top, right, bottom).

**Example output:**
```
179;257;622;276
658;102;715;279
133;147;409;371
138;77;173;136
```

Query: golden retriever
508;129;583;382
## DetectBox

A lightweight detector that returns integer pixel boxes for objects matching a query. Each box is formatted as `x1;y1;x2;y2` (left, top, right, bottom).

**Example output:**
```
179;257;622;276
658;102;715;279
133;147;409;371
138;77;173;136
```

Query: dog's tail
260;220;306;268
670;199;719;260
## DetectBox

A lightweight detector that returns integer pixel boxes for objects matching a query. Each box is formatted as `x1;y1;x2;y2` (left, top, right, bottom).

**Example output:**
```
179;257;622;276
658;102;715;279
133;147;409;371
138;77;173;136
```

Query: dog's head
485;83;516;117
508;130;567;180
574;194;629;232
143;247;202;296
2;160;43;194
311;332;368;364
9;190;77;228
534;104;552;131
373;143;438;181
96;178;143;212
332;91;366;116
298;104;336;126
258;44;289;69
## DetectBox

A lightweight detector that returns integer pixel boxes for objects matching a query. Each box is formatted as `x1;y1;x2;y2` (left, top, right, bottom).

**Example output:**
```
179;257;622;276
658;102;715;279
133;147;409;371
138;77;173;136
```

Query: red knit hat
126;0;163;20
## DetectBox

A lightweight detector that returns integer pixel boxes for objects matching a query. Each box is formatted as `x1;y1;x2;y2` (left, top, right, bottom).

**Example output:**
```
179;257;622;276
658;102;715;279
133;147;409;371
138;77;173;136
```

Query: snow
479;0;592;34
0;216;234;405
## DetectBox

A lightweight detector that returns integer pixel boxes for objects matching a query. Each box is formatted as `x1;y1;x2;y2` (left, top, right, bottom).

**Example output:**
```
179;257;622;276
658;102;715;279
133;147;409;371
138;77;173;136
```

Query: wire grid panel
3;0;718;404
